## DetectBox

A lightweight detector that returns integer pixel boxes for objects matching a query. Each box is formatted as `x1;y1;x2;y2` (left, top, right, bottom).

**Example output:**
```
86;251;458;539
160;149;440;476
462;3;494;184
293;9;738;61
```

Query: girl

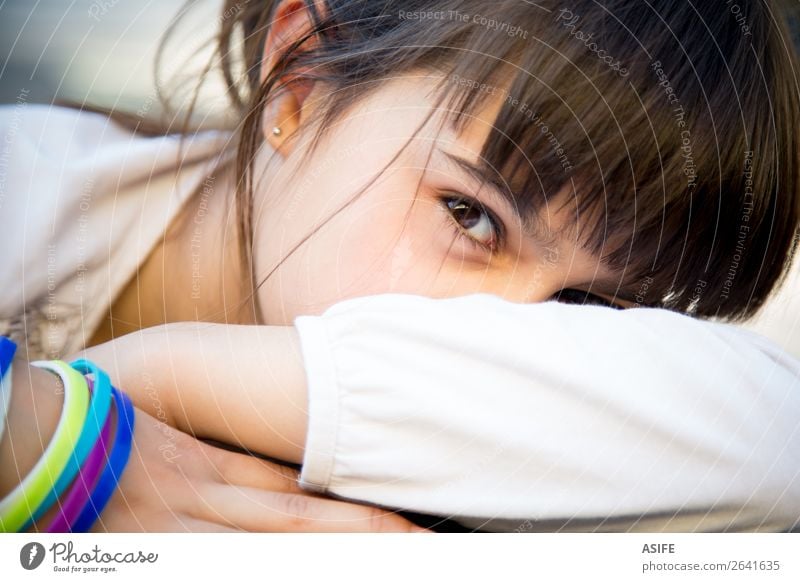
2;0;800;531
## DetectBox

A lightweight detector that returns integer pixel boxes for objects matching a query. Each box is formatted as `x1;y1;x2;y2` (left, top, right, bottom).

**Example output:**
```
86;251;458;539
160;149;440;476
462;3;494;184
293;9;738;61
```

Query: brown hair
113;0;800;320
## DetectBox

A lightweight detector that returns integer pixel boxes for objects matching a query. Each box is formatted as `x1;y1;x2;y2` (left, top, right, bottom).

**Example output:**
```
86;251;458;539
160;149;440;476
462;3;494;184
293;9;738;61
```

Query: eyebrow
439;149;643;306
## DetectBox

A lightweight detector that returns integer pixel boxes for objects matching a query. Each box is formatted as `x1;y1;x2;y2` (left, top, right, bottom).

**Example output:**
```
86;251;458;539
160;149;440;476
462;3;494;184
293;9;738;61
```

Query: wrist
70;325;178;427
0;359;64;499
1;353;135;533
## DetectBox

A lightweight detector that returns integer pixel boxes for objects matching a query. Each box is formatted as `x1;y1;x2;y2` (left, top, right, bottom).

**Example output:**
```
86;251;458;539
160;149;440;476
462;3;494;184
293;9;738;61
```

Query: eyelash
554;288;623;309
439;193;505;254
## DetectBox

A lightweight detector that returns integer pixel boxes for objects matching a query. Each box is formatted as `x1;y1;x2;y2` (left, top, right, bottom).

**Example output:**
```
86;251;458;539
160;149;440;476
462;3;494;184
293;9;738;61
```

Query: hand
91;407;426;532
69;327;426;532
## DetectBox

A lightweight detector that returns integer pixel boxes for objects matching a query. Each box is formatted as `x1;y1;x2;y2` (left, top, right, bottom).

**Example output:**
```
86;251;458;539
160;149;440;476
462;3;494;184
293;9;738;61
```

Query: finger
180;518;241;533
199;443;302;493
198;485;428;533
93;509;240;533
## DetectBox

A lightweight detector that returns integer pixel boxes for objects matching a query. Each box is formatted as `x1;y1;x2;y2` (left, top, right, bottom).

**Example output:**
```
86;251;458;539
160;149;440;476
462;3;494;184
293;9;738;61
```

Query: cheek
253;186;444;325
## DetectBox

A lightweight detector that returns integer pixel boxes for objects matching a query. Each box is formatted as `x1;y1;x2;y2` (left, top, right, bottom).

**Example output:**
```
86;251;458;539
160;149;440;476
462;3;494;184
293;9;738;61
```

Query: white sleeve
293;293;800;532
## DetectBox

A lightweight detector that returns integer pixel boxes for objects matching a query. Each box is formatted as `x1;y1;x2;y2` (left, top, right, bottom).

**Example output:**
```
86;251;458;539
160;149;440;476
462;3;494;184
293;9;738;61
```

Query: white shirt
2;104;799;532
295;293;800;531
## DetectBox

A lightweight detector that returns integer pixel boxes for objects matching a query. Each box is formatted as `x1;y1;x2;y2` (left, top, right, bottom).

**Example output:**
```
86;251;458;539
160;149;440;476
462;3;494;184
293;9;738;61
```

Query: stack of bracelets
0;336;135;533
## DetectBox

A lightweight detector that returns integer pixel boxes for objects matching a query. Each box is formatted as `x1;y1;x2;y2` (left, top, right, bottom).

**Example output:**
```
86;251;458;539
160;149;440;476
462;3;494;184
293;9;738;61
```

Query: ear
261;0;320;156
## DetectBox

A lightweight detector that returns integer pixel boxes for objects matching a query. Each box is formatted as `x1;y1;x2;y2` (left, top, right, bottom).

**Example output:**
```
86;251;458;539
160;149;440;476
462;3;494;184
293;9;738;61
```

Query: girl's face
253;75;627;325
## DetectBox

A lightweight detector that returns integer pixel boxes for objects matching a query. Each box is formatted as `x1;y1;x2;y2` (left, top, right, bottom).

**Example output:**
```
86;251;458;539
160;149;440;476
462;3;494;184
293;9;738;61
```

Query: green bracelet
0;360;90;532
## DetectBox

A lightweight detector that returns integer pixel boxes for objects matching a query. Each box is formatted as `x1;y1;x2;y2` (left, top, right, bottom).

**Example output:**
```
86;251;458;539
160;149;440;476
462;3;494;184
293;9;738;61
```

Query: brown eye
449;198;483;228
442;195;502;253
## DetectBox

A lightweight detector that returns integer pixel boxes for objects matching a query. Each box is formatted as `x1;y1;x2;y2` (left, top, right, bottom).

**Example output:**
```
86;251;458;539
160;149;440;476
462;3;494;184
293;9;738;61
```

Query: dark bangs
429;0;800;319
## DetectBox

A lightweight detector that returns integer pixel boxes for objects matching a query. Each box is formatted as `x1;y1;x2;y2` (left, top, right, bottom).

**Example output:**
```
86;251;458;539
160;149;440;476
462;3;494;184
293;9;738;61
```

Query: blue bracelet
22;359;114;528
0;336;15;378
0;336;17;444
71;386;135;533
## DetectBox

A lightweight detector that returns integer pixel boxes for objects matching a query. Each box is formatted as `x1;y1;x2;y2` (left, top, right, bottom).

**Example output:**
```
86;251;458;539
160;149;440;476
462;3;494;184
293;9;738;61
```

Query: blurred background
0;0;236;123
2;1;799;110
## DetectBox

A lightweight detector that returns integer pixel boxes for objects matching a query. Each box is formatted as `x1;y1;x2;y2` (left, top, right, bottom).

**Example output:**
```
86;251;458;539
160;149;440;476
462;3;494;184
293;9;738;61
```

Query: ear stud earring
272;126;282;136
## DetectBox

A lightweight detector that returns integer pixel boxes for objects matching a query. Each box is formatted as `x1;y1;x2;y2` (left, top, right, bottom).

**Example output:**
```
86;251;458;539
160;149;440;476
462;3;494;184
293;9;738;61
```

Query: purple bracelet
45;380;114;533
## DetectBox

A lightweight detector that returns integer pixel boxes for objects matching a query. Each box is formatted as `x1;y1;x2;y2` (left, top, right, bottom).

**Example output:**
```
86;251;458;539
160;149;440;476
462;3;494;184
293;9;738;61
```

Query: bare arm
5;341;418;533
73;322;310;465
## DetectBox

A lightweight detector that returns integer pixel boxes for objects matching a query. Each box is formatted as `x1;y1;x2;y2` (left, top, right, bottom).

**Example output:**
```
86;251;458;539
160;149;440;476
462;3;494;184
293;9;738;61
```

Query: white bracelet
0;361;12;443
